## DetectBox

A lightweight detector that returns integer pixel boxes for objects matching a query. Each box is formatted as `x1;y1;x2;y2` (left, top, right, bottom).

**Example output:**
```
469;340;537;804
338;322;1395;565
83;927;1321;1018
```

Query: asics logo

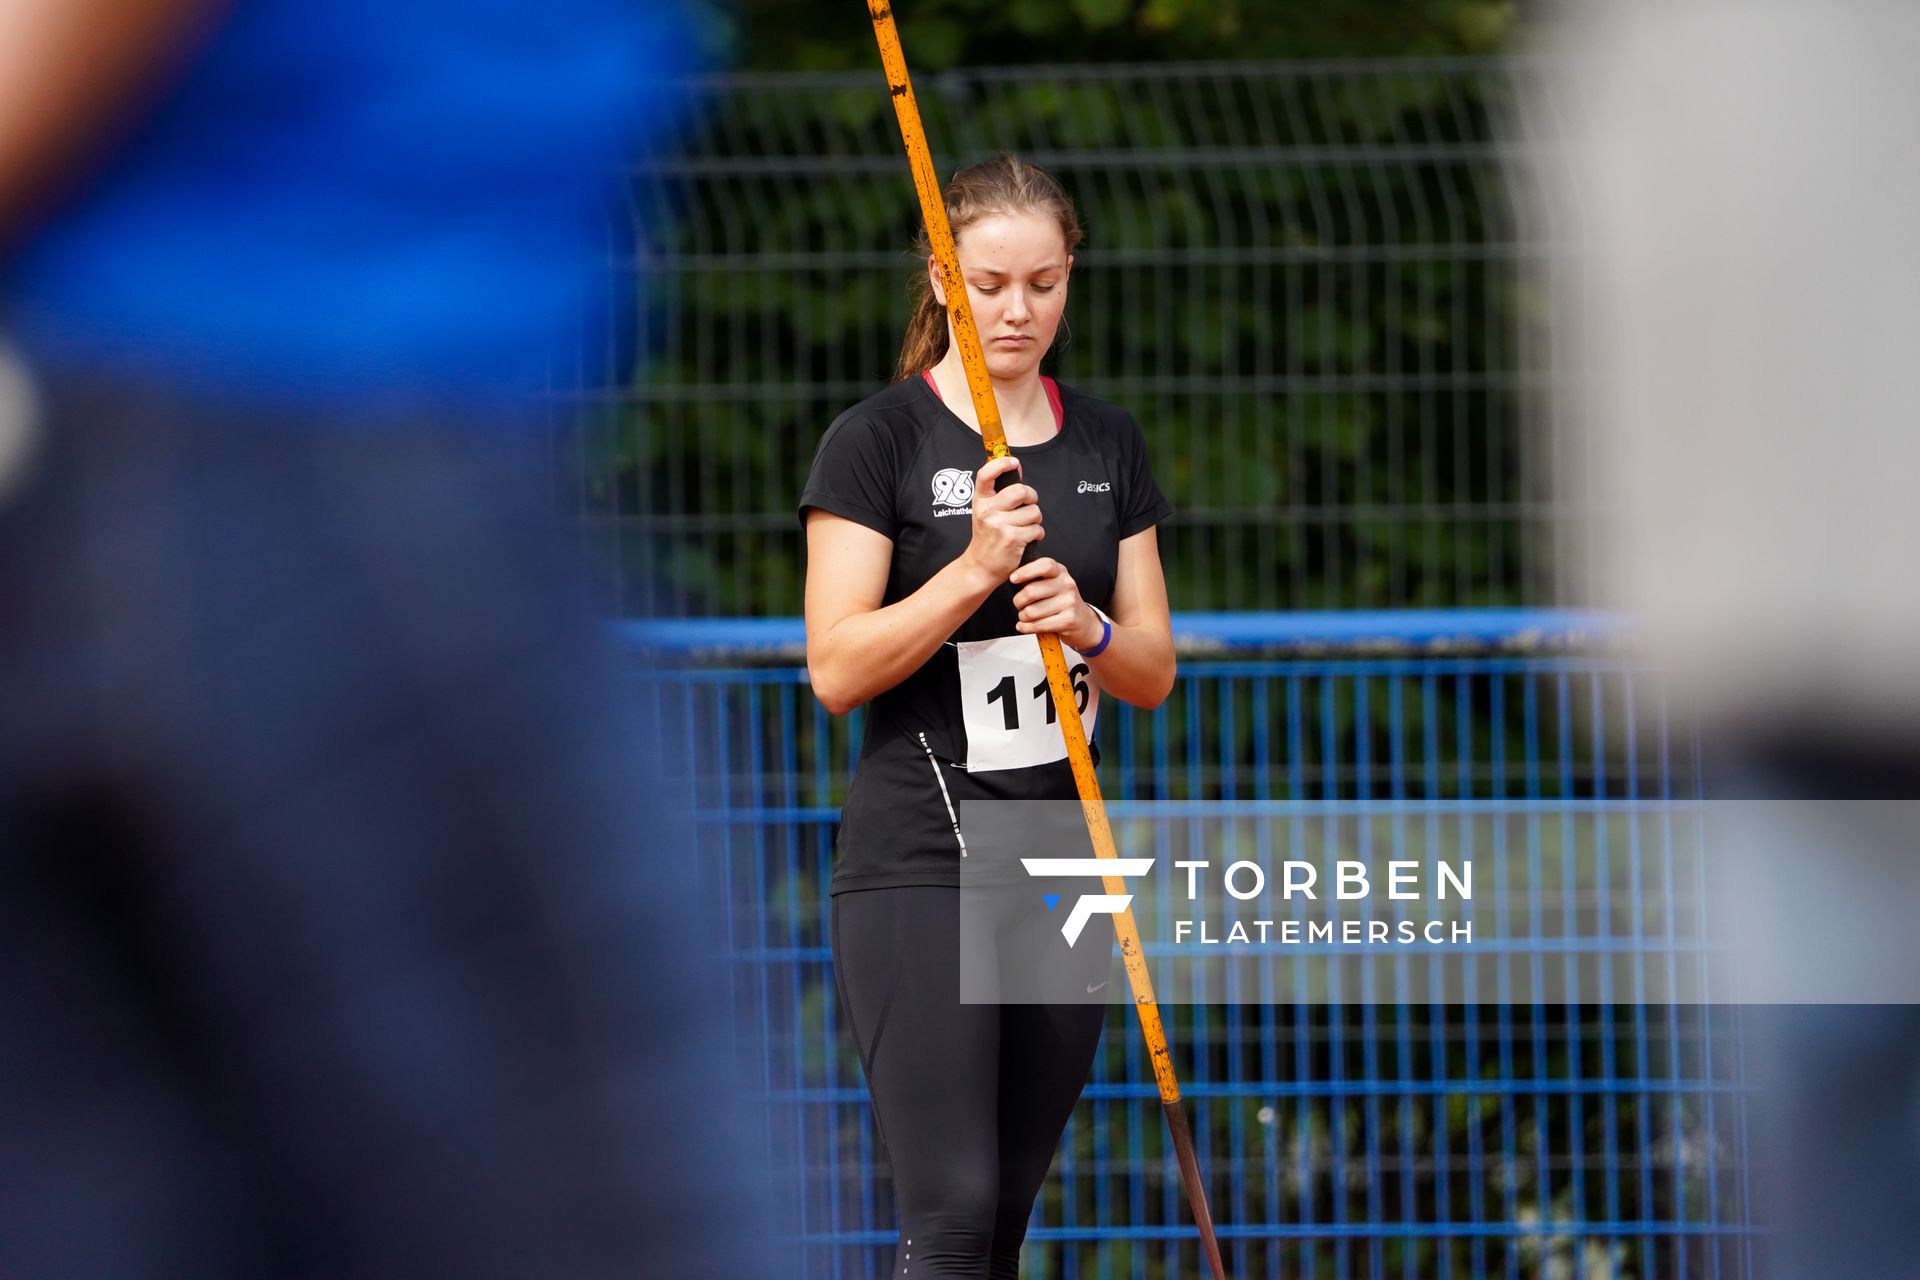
1076;480;1111;494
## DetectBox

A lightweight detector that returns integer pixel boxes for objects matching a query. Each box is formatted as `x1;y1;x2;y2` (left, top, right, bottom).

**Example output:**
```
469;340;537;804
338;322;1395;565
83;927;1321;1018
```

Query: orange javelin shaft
863;6;1229;1277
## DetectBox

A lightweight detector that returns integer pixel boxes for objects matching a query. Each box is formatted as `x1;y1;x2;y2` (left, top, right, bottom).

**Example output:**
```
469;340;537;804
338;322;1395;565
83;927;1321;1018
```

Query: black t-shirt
797;375;1173;895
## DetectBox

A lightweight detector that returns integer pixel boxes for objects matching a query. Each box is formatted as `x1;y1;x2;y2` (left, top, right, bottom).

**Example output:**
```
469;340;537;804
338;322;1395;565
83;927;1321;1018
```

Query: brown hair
894;152;1085;381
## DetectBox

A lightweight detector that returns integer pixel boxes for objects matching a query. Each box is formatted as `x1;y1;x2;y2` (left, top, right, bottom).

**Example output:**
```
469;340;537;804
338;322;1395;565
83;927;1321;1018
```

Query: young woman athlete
799;153;1176;1278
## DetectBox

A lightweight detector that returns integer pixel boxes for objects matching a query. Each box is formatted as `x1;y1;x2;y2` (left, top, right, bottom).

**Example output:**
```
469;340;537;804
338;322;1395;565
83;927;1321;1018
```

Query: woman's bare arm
803;509;999;715
1082;526;1175;709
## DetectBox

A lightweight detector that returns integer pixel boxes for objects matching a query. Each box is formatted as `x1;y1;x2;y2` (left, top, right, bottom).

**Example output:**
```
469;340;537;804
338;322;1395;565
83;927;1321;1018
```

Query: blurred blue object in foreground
2;0;695;413
0;2;782;1277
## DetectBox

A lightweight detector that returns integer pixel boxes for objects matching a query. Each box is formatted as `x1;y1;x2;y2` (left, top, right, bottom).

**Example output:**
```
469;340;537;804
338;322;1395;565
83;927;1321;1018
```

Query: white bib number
955;634;1098;773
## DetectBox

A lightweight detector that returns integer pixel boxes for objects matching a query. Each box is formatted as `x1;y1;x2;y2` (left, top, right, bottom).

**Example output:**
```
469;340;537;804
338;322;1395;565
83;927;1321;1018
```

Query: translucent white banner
955;801;1920;1005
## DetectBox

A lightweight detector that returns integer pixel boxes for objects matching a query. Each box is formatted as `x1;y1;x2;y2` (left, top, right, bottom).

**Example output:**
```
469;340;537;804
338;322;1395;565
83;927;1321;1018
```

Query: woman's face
930;211;1072;380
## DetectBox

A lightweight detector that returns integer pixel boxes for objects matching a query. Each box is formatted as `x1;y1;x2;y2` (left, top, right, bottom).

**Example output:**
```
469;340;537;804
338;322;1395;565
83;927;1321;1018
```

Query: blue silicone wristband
1082;609;1113;658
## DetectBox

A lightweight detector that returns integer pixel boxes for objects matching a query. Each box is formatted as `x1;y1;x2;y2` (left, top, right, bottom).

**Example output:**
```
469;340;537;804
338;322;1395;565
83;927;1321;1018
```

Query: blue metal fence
629;612;1757;1280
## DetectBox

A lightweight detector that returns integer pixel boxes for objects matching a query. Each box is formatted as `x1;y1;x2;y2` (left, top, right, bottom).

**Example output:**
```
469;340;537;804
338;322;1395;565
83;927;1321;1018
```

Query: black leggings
831;886;1111;1279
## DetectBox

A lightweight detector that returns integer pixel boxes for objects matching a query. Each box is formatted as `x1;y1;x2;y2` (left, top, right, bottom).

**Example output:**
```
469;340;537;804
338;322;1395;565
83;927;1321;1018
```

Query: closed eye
972;282;1059;293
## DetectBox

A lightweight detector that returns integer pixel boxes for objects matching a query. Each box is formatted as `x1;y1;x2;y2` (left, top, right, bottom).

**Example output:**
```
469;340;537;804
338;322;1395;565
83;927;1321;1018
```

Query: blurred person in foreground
1551;4;1920;1276
0;2;782;1276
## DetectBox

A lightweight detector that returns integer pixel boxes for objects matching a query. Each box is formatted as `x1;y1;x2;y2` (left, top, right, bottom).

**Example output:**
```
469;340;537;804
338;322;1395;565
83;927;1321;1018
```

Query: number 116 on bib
955;633;1099;773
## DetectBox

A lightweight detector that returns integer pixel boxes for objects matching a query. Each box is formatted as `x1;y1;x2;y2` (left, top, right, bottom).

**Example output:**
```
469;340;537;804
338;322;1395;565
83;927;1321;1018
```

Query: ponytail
895;273;949;380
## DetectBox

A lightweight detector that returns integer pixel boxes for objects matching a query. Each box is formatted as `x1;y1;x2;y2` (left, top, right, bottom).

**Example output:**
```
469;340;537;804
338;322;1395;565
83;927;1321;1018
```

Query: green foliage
687;0;1521;71
586;53;1545;617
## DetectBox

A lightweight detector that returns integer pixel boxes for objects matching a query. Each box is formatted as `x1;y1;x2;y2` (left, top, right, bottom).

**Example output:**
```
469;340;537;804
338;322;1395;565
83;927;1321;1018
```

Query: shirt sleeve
1116;408;1174;539
797;410;899;538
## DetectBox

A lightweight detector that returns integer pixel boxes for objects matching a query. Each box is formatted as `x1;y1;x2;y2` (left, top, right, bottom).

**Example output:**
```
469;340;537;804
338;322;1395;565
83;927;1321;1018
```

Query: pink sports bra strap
920;368;1063;431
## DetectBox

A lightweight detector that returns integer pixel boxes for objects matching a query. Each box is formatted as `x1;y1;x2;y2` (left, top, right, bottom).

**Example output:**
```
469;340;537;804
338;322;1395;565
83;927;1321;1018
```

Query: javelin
862;6;1229;1277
